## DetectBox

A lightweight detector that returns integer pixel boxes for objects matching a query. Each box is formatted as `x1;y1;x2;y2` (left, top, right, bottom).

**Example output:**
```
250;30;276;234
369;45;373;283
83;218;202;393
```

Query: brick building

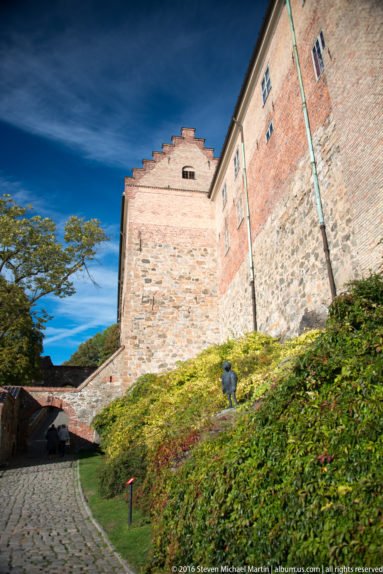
210;0;383;340
118;128;220;384
91;0;382;391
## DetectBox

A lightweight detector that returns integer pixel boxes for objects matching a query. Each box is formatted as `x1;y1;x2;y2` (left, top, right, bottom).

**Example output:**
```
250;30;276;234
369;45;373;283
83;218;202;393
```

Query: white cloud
0;7;210;168
42;260;118;350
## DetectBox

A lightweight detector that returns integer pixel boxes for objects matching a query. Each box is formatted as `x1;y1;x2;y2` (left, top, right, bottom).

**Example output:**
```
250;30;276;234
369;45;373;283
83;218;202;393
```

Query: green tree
63;323;119;367
0;193;108;384
0;276;43;385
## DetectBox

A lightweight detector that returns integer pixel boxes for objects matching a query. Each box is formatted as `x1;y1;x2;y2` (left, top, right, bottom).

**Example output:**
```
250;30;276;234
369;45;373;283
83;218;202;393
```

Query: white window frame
236;193;244;228
222;183;227;209
266;121;274;143
261;66;272;105
224;218;230;254
233;148;240;178
312;31;325;80
182;166;195;180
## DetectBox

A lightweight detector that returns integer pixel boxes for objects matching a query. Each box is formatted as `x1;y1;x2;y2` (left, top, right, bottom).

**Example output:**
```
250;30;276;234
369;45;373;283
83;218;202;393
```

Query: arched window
182;166;195;180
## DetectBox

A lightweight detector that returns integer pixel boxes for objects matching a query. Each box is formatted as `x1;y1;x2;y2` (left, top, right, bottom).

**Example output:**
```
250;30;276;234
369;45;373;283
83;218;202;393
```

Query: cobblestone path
0;456;133;574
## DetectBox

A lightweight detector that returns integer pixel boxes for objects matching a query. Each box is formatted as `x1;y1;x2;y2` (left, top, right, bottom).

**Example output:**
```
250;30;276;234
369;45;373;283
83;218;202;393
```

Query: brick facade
210;0;383;340
119;128;220;384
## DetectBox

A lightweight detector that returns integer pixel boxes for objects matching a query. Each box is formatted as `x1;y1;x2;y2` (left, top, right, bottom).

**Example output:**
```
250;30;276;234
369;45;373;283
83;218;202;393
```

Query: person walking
58;424;70;457
46;424;59;457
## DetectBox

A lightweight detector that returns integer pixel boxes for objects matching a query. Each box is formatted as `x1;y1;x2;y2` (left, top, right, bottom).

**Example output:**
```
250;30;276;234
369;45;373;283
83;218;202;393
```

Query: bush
94;274;383;570
98;446;148;499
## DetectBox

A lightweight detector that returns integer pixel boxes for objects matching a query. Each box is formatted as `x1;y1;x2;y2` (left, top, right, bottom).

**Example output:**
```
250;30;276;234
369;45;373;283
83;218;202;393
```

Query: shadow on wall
27;406;96;459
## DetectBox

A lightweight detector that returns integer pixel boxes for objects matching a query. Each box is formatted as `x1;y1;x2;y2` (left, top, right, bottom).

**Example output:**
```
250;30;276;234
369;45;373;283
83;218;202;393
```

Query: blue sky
0;0;267;365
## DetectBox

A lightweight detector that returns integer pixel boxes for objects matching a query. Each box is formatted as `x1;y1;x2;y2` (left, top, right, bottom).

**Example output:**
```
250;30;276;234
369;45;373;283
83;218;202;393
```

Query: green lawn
79;450;152;572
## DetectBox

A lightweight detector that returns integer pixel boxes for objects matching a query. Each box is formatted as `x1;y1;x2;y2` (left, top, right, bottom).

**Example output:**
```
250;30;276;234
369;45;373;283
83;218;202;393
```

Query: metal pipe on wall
232;117;257;332
285;0;337;300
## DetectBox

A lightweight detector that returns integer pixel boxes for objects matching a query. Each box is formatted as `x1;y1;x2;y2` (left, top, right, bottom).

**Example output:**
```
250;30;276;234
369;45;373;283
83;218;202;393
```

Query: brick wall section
120;129;220;383
125;127;216;192
19;346;128;448
322;0;383;273
212;0;381;341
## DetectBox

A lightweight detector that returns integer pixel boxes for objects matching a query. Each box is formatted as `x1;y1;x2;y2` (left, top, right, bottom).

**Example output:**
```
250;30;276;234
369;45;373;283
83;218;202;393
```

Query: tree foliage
63;323;119;367
0;276;43;385
0;194;107;304
0;193;108;384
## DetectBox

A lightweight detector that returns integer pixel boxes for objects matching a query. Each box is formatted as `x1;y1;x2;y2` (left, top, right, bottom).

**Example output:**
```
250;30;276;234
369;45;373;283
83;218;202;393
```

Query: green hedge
93;274;383;570
148;275;383;569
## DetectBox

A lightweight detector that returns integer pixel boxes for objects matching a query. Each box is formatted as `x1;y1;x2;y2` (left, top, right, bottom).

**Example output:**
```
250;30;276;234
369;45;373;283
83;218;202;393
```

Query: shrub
148;274;383;570
98;446;148;499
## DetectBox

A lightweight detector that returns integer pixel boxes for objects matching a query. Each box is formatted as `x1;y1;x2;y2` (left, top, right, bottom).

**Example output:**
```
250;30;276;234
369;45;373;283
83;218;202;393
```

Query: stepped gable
125;127;217;187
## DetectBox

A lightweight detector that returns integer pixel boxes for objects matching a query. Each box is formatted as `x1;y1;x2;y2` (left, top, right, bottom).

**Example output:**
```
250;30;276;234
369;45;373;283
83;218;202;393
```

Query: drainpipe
232;117;257;331
286;0;337;300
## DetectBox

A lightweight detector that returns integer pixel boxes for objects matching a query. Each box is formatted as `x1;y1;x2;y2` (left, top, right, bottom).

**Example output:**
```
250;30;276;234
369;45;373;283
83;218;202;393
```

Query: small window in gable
266;121;274;143
261;66;272;105
182;166;195;179
236;193;244;228
312;31;325;80
234;148;240;178
224;218;230;254
222;183;227;209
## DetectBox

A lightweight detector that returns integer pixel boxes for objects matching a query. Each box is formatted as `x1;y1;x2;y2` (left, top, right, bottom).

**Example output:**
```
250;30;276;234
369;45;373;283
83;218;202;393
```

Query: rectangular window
266;121;274;143
261;66;272;104
312;32;325;80
222;183;227;209
224;218;230;254
233;148;240;178
236;194;244;228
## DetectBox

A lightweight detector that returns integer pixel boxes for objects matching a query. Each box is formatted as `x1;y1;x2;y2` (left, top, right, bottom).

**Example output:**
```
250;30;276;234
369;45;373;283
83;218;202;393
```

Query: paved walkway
0;454;133;574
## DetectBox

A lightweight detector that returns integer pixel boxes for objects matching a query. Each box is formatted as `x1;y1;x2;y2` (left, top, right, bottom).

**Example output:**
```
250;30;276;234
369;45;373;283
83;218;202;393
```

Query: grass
79;449;152;572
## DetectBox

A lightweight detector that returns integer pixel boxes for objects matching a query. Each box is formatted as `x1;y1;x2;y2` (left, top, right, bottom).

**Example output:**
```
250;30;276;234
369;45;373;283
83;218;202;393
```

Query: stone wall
37;357;97;388
119;129;220;384
24;346;128;448
212;0;381;342
322;0;383;274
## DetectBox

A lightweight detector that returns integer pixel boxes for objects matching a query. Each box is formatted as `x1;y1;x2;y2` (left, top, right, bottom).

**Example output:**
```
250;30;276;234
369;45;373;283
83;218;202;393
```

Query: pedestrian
221;361;238;408
58;424;70;457
46;424;58;457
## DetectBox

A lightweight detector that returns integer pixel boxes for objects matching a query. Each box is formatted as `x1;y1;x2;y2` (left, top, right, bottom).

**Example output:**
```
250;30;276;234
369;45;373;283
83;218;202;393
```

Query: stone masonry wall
219;115;358;340
322;0;383;274
120;130;219;384
213;0;374;341
121;218;219;383
25;346;128;446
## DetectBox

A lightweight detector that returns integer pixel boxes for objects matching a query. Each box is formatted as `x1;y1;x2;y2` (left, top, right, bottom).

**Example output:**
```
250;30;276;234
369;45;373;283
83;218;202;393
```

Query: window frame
266;121;274;143
261;65;272;105
312;31;325;80
233;148;240;179
224;218;230;255
221;183;227;209
182;166;195;180
236;193;244;228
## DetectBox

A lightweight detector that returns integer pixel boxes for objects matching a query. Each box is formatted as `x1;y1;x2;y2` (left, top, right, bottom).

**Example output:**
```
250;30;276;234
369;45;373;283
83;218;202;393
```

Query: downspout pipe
286;0;337;300
232;117;257;332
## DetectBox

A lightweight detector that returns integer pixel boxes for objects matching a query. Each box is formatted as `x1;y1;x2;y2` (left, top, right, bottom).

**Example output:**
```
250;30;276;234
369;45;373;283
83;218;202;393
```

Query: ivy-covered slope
93;274;383;570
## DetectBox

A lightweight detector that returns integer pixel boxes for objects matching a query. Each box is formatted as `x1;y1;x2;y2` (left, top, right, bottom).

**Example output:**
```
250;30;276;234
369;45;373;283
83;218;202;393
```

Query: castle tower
118;128;220;384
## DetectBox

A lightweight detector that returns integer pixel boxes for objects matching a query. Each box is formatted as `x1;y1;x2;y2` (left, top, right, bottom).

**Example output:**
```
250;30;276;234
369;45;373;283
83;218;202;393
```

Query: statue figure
221;361;238;408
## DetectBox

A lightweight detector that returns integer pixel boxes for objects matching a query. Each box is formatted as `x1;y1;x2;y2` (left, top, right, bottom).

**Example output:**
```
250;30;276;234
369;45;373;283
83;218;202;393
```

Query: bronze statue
221;361;238;408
